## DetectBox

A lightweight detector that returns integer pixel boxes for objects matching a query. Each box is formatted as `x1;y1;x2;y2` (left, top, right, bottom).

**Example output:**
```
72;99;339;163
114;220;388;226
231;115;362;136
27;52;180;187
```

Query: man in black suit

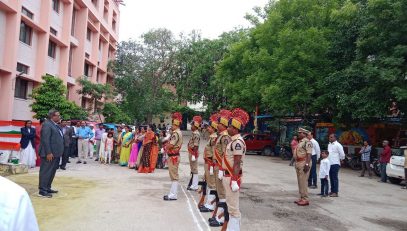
60;120;73;170
38;109;64;198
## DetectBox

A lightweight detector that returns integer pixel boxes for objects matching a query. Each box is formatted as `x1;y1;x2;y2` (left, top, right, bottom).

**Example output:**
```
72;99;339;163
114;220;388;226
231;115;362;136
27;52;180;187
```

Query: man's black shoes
39;192;52;198
48;189;58;194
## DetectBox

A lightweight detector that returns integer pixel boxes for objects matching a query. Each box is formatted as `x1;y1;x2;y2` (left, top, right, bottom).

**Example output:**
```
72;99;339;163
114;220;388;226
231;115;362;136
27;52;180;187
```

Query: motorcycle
343;153;362;170
279;144;293;161
371;157;381;177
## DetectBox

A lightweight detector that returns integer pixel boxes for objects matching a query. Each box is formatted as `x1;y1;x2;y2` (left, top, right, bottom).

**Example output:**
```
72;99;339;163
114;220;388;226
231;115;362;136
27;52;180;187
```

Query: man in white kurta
0;176;39;231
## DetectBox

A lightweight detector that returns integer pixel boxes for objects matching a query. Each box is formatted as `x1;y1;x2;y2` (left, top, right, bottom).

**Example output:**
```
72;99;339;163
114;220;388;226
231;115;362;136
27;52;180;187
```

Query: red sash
188;146;198;158
223;152;242;188
165;143;181;165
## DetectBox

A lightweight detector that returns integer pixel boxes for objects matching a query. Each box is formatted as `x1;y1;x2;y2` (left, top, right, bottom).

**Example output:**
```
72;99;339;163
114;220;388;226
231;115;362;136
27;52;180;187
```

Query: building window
48;40;57;58
52;0;60;13
50;27;57;36
81;97;87;109
92;0;98;7
71;9;77;36
86;28;91;41
21;7;33;19
19;22;32;45
96;70;100;82
14;77;28;99
68;46;74;76
112;19;116;31
84;63;93;77
16;63;29;75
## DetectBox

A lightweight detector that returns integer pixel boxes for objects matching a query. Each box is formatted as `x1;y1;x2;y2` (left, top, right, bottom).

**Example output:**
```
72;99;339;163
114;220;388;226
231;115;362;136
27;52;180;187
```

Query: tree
31;75;87;120
113;29;178;123
102;102;132;124
76;77;113;119
173;29;246;112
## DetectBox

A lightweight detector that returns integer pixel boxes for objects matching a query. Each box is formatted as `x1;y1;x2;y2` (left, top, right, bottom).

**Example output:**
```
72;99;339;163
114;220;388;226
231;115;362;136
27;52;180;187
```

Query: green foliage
76;77;112;113
113;29;178;123
102;102;132;124
173;30;246;112
31;75;87;120
212;0;407;122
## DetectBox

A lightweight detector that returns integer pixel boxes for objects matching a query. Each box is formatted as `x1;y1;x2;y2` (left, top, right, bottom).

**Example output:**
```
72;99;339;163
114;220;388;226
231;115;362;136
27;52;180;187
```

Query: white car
386;146;407;184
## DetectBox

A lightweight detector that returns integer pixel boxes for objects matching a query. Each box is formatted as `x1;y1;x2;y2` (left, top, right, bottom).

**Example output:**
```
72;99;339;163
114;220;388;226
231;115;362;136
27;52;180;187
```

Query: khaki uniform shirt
169;128;183;151
188;130;200;149
215;130;231;159
205;133;218;159
223;134;246;171
294;138;312;161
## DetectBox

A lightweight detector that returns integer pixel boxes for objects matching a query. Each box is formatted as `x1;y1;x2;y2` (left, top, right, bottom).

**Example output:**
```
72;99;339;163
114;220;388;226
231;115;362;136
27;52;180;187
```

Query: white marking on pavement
181;185;204;231
187;190;211;231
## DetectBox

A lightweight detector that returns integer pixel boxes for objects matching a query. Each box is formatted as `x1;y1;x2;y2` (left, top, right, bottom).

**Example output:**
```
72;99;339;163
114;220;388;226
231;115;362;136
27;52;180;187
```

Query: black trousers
70;138;78;157
39;156;60;194
61;146;70;168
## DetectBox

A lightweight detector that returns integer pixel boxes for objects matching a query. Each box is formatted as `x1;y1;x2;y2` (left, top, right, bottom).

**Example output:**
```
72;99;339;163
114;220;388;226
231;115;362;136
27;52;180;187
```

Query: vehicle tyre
262;146;273;156
388;177;402;185
350;159;362;171
372;161;381;177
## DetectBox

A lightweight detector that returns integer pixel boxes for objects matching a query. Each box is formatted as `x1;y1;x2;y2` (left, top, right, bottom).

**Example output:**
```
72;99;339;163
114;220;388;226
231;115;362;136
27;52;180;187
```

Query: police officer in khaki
187;116;202;191
199;114;218;212
222;108;249;231
294;127;313;206
163;112;183;201
209;110;232;229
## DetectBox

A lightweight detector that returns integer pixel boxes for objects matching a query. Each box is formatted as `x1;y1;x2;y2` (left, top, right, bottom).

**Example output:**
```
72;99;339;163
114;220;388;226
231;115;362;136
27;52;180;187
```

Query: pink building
0;0;120;121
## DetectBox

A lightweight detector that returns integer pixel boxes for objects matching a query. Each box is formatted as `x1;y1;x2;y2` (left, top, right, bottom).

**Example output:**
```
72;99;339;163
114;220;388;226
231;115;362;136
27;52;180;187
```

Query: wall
50;1;64;37
46;47;60;76
22;0;41;24
17;32;38;78
0;11;6;66
12;81;34;120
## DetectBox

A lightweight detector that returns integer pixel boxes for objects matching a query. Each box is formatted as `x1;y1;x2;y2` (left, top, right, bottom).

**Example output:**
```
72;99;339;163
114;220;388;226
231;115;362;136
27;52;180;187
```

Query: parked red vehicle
242;133;276;155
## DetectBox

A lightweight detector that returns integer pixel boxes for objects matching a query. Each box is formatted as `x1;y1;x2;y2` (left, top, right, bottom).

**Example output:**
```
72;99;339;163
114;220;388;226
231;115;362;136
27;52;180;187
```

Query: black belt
168;153;180;157
224;170;242;176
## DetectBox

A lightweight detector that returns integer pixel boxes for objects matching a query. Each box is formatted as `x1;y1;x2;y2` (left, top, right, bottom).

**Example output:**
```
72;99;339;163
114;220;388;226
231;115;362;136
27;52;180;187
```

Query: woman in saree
138;126;159;173
128;128;140;169
135;127;146;169
119;126;133;166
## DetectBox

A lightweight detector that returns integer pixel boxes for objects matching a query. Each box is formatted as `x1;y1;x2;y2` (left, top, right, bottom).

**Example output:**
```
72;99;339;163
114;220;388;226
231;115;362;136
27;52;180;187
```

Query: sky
118;0;270;41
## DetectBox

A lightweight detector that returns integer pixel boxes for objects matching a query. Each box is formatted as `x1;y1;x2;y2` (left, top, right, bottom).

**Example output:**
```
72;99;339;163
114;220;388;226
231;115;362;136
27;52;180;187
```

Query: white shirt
0;176;39;231
319;158;331;178
310;138;321;159
328;140;345;165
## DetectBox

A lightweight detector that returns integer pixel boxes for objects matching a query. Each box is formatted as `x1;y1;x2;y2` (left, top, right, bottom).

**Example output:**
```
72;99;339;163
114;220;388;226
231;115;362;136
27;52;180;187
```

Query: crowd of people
19;118;173;173
286;129;403;203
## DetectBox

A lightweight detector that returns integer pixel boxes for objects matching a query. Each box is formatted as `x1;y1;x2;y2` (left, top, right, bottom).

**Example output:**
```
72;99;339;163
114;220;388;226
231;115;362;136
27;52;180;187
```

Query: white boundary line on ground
187;190;211;231
181;185;204;231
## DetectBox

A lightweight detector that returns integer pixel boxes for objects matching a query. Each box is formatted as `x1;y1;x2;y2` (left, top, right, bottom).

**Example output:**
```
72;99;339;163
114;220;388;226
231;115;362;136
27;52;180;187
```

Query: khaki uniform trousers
295;161;311;200
214;166;226;199
189;152;198;174
78;139;89;162
222;176;240;218
168;156;180;181
204;163;216;189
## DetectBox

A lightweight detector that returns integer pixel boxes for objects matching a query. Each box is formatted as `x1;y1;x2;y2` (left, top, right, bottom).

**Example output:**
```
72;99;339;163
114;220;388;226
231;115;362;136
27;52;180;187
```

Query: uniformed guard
199;113;219;213
222;108;249;231
187;115;202;191
209;109;232;230
163;112;183;201
294;127;313;206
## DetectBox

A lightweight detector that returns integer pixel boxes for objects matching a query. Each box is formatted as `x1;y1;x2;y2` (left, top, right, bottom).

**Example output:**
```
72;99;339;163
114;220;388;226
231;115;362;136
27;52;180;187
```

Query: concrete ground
6;133;407;231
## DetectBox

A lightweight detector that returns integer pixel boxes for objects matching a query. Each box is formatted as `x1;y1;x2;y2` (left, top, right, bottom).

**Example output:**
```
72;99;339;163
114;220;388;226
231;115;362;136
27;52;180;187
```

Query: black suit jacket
63;126;74;147
20;127;36;149
39;120;64;158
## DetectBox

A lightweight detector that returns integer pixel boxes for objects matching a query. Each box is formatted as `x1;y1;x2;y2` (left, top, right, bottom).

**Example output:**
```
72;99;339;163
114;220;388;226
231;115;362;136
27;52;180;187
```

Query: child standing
104;133;114;165
319;150;330;197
